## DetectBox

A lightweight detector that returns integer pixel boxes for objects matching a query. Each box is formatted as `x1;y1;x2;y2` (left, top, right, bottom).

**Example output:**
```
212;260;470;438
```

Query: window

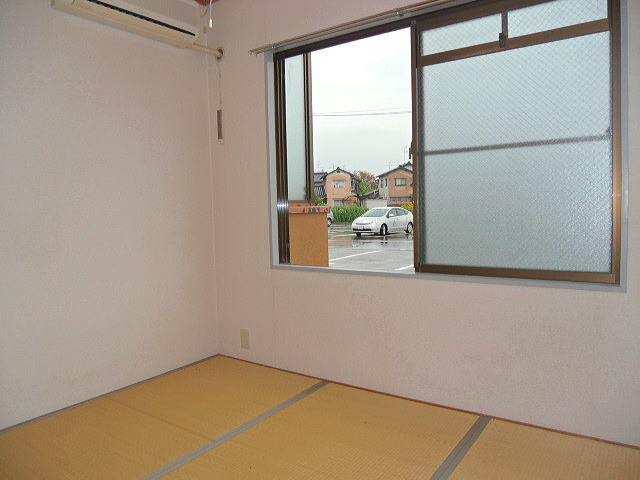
334;199;345;206
363;208;388;217
415;0;620;284
333;180;346;189
281;54;313;203
273;0;621;284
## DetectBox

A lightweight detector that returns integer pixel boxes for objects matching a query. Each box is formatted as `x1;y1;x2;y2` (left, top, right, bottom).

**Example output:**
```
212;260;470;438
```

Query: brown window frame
274;52;314;263
273;0;622;284
412;0;621;284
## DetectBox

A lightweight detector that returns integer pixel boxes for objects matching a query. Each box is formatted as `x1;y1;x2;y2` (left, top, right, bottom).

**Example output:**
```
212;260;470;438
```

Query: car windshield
362;208;388;218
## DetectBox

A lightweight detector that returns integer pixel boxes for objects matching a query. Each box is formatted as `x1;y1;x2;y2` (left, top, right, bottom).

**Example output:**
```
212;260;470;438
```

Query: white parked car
352;207;413;236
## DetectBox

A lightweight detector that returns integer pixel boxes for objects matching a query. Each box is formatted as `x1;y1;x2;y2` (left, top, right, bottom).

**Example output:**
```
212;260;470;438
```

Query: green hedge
331;205;368;223
400;202;414;213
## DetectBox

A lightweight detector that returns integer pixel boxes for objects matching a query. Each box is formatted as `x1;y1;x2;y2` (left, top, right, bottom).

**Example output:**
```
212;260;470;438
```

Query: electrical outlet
240;329;250;349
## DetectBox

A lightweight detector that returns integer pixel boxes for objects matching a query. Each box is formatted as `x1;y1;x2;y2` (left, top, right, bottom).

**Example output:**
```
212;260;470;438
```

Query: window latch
499;32;507;48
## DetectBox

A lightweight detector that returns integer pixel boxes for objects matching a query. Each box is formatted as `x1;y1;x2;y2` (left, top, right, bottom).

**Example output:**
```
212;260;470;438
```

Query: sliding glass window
273;0;621;284
414;0;621;283
275;53;314;263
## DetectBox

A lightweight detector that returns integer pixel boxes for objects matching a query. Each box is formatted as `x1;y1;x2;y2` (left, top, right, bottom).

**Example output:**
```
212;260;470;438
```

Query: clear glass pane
509;0;608;37
284;55;307;201
419;32;612;272
421;14;501;55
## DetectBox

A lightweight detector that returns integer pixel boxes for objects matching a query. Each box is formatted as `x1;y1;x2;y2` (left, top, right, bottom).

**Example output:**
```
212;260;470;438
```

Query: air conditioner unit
52;0;222;57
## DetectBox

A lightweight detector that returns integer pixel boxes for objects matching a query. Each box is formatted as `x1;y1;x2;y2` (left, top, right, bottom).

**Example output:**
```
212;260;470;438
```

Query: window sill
270;262;626;293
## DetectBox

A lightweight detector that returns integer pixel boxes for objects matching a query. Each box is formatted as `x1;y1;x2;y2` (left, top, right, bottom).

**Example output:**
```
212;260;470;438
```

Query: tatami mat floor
1;356;639;479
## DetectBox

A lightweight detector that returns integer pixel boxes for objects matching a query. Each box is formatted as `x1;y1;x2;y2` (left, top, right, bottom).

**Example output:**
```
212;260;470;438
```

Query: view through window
312;28;415;274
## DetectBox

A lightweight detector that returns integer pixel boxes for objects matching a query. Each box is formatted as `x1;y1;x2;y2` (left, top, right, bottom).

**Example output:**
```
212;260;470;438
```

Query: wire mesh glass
509;0;608;38
284;55;308;201
418;32;613;272
420;14;501;55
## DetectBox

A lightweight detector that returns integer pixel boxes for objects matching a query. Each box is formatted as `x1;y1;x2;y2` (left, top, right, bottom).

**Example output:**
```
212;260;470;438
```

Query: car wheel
380;224;388;236
328;218;333;227
355;232;361;237
406;222;413;234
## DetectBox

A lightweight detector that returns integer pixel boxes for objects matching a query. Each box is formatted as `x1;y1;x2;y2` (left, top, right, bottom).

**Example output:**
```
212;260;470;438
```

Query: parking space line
395;264;414;271
330;250;383;262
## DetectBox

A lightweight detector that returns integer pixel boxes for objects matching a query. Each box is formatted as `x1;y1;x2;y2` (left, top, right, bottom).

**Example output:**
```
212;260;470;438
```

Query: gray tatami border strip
429;415;491;480
140;380;329;480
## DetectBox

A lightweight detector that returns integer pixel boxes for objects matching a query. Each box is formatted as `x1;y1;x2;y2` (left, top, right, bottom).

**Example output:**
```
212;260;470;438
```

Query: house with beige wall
322;168;360;206
378;162;413;205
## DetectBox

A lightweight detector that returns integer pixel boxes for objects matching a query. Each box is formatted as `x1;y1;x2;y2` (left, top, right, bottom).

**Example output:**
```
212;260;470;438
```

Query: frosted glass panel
419;32;613;272
285;55;307;201
422;34;611;150
509;0;608;37
423;143;612;271
421;14;501;55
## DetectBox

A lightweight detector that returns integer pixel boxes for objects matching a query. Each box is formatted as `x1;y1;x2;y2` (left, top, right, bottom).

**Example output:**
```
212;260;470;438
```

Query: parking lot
329;223;414;274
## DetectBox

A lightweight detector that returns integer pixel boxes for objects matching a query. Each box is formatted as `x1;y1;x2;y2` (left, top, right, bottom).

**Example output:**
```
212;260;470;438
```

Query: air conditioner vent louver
85;0;196;37
51;0;215;52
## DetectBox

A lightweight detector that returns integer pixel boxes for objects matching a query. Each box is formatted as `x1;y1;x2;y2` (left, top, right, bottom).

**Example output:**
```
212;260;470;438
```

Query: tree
344;170;377;206
353;170;376;196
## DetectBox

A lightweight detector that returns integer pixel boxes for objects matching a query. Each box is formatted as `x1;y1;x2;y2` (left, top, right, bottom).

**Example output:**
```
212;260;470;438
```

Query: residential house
360;189;387;209
378;162;413;205
313;171;328;202
317;167;361;206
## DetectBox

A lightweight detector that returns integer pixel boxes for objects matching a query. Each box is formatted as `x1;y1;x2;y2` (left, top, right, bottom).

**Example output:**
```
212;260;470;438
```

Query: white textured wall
0;1;218;429
207;0;640;445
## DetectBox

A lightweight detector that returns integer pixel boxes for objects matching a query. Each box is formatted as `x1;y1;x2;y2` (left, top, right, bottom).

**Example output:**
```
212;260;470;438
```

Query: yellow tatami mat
109;356;320;439
164;383;479;480
3;356;639;480
450;419;640;480
0;398;207;480
0;356;319;480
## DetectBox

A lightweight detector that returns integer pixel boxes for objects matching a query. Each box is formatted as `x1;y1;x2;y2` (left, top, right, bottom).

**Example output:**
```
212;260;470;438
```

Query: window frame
272;0;622;285
413;0;621;284
274;52;314;263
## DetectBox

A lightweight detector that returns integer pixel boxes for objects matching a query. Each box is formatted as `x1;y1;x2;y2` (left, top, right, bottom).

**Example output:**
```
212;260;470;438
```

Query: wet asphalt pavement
328;223;414;274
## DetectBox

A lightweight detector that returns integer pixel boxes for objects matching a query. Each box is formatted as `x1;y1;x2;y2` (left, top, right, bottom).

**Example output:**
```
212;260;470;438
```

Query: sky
311;28;411;176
